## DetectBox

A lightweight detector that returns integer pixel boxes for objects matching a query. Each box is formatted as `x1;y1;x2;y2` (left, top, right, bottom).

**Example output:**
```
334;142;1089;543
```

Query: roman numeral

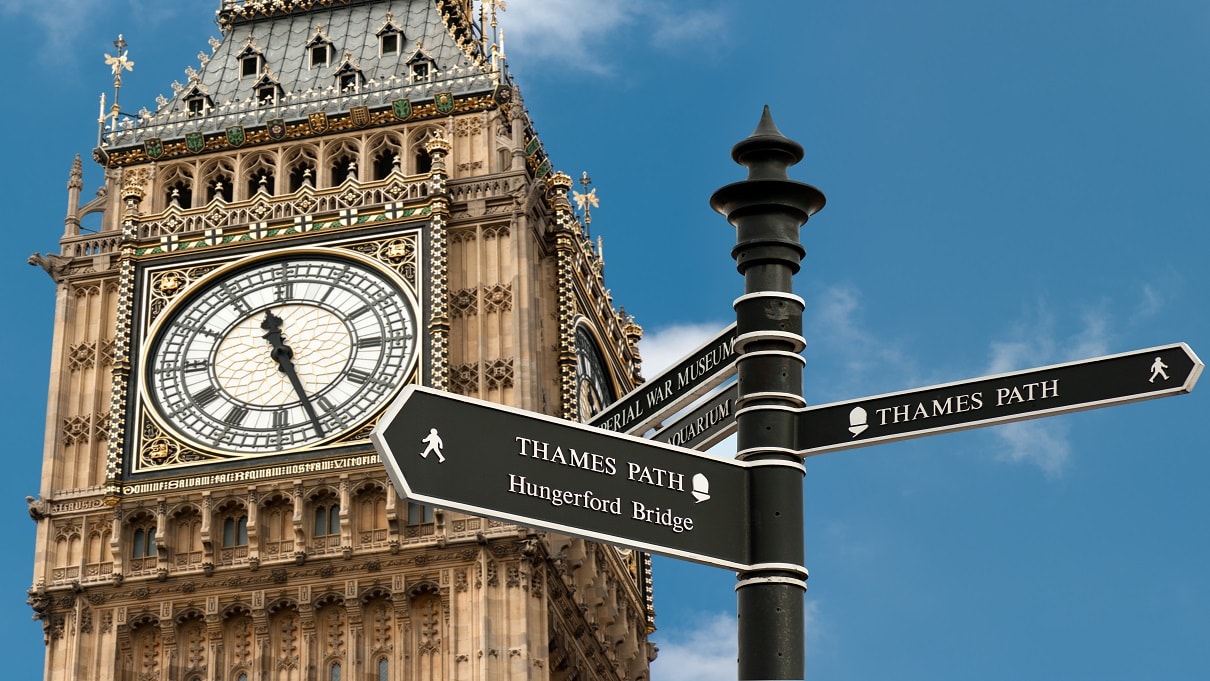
273;410;289;428
357;336;383;349
192;386;220;406
223;405;249;426
348;368;373;384
184;360;208;373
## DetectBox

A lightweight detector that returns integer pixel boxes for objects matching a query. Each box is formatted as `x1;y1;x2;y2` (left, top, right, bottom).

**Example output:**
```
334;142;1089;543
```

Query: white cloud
981;301;1113;478
638;322;728;376
4;0;184;68
991;421;1071;480
649;604;821;681
649;614;736;681
3;0;104;58
807;284;917;401
1132;282;1164;322
498;0;727;75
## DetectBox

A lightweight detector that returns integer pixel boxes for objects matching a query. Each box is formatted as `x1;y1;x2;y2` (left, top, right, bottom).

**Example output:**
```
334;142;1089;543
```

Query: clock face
142;252;419;454
575;326;615;422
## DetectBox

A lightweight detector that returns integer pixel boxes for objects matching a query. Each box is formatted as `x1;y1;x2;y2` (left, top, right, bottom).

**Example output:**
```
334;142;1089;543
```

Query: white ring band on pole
736;349;806;365
733;291;806;309
740;459;806;473
741;562;809;576
734;330;806;353
735;392;807;409
736;446;803;461
735;402;802;417
734;576;808;591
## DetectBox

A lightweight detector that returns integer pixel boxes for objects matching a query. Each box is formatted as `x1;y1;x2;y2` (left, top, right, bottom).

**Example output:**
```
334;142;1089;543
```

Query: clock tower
26;2;651;681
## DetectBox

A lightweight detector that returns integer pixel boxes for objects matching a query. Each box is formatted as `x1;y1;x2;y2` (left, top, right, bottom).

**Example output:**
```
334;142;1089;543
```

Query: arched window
330;154;356;186
330;662;342;681
372;150;398;180
377;657;389;681
415;149;432;174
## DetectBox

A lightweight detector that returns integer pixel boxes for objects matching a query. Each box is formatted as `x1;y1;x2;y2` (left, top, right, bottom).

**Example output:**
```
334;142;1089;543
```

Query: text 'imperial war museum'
26;2;656;680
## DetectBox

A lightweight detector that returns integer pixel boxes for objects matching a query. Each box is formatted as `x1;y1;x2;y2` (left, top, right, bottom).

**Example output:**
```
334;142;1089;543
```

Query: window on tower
311;44;329;68
241;55;260;78
380;33;399;56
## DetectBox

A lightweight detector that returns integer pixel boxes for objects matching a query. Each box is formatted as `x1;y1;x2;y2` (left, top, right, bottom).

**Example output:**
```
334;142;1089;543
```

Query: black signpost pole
711;108;825;680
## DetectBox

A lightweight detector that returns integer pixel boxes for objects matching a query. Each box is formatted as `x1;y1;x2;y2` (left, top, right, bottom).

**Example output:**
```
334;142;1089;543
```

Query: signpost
373;385;755;570
369;110;1205;681
589;323;737;435
650;382;739;451
792;343;1203;456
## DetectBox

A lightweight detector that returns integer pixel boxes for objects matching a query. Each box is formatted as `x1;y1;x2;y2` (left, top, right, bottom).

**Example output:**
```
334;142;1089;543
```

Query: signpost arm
712;107;826;680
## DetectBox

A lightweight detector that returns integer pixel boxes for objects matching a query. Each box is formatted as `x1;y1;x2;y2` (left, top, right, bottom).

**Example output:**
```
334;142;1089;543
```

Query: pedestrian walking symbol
1150;357;1170;383
421;428;445;462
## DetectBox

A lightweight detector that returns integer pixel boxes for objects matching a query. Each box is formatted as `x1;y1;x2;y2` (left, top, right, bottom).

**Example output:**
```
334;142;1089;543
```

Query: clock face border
126;238;424;477
574;322;617;422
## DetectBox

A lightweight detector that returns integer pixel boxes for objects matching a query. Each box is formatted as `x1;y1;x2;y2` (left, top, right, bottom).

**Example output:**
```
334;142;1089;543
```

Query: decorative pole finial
572;171;599;237
710;106;824;681
102;34;134;143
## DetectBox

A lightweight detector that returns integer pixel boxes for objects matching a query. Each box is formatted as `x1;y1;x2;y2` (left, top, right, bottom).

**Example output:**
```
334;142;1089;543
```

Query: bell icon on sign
691;473;711;503
848;406;869;438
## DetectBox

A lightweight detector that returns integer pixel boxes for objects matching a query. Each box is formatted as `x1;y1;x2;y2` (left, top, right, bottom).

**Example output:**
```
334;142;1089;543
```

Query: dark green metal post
711;107;825;680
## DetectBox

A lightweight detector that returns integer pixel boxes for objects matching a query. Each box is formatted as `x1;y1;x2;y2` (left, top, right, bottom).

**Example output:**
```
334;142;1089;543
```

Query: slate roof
105;0;496;150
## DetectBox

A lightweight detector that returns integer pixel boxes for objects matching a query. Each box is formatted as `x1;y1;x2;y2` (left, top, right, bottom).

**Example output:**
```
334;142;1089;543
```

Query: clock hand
261;310;326;438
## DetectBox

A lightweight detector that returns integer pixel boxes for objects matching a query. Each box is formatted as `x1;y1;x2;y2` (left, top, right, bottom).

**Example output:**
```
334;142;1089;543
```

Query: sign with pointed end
373;386;755;570
794;343;1203;456
590;323;737;435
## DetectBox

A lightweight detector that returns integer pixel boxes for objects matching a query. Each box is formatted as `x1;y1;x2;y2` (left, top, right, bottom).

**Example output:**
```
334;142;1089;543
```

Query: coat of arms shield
186;132;205;153
144;138;164;159
392;98;413;121
226;125;246;147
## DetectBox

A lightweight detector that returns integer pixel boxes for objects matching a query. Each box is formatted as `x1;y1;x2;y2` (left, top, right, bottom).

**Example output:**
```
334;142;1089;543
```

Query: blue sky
2;1;1208;679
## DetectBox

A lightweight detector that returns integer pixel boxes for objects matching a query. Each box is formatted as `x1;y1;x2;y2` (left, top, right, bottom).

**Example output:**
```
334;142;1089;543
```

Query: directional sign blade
795;343;1202;456
650;382;738;451
373;386;753;570
590;323;737;435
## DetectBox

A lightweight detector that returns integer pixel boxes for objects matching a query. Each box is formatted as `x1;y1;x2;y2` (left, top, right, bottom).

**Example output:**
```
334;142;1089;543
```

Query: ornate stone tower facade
26;2;652;680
